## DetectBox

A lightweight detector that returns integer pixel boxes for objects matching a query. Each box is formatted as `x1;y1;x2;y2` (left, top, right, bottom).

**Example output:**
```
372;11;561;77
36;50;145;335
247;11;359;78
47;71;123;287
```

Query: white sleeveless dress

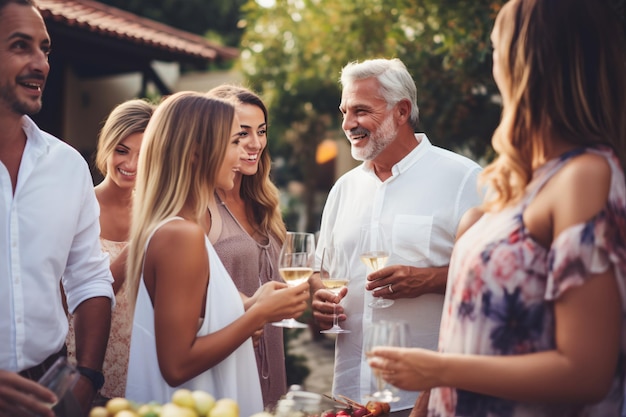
125;217;263;416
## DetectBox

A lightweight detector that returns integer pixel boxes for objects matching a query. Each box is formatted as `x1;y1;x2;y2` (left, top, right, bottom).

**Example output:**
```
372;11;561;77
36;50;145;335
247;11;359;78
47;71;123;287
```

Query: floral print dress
428;147;626;417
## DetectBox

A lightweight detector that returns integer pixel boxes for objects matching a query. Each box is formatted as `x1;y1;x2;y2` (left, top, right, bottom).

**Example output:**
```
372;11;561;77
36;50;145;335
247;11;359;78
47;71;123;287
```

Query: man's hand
310;273;348;330
70;375;97;416
0;370;56;417
365;265;448;299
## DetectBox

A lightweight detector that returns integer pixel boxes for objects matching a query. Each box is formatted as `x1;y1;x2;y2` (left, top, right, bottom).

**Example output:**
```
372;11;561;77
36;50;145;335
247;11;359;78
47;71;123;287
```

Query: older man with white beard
310;58;482;417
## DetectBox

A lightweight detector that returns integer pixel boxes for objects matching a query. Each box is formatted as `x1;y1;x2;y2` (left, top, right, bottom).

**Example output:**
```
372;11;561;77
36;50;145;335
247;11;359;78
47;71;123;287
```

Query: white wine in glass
274;232;316;328
364;320;408;403
359;224;393;309
319;247;351;334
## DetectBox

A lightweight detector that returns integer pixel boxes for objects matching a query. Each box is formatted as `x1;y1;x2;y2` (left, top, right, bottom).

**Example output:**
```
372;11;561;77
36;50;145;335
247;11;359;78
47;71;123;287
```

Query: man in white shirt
0;1;114;415
310;58;482;417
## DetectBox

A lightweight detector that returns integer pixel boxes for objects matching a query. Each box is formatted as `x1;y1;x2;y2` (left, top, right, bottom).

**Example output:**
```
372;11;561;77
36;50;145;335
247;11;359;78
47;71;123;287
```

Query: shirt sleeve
61;165;115;314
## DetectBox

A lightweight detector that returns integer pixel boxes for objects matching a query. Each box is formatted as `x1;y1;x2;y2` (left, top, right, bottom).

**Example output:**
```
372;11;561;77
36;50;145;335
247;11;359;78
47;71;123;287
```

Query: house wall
60;62;181;182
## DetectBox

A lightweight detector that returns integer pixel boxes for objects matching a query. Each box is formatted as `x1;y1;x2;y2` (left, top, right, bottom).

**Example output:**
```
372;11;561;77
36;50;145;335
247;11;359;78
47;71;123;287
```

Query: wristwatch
77;366;105;391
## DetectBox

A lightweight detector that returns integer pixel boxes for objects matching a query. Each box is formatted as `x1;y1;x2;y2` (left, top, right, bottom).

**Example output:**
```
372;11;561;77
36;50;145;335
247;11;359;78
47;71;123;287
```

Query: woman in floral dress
66;99;154;399
367;0;626;416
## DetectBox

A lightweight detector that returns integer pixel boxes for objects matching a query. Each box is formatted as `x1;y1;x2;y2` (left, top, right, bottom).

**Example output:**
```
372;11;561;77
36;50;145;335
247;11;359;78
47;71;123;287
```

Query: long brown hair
207;85;286;243
481;0;626;210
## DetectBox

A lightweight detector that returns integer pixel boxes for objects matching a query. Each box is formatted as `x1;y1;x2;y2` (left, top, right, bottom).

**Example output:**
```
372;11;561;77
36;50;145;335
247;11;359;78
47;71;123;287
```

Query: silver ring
388;284;394;294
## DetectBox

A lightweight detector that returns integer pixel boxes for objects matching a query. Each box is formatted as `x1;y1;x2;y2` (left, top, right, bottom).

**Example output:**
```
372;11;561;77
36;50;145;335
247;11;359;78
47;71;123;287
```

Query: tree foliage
96;0;247;47
240;0;505;158
239;0;505;230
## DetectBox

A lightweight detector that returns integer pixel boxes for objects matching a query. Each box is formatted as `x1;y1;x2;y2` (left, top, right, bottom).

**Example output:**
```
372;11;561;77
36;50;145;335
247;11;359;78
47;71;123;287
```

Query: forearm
424;265;448;295
438;350;613;403
159;309;265;386
73;297;112;370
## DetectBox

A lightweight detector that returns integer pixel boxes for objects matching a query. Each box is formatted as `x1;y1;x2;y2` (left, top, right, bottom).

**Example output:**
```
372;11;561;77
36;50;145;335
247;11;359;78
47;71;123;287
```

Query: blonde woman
206;85;287;407
66;99;154;400
368;0;626;416
124;92;309;415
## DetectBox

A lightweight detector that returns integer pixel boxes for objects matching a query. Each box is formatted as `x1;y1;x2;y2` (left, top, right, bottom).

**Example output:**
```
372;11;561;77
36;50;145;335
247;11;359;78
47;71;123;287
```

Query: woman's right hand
253;281;310;323
0;370;56;417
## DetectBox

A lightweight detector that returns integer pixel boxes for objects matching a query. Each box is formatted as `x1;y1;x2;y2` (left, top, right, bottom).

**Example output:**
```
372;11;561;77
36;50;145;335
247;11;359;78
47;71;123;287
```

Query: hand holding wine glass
37;356;80;411
319;246;351;334
359;224;393;309
364;320;408;403
274;231;316;328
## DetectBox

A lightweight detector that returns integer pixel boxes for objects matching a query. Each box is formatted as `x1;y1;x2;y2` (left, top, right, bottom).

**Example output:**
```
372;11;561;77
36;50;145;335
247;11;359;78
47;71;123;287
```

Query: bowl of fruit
88;389;233;417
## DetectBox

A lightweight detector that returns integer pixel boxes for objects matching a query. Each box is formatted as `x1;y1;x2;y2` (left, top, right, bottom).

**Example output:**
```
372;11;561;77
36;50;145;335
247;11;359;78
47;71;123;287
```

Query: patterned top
428;147;626;417
212;194;287;408
66;238;129;399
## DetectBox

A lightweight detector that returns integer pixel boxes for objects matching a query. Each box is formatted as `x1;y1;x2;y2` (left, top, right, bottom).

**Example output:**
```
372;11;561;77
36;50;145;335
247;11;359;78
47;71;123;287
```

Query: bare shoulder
147;219;207;263
551;152;611;234
456;206;484;240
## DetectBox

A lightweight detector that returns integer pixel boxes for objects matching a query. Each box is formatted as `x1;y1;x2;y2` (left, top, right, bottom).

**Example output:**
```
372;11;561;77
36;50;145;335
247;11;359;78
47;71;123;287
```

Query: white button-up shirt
316;134;482;411
0;116;114;372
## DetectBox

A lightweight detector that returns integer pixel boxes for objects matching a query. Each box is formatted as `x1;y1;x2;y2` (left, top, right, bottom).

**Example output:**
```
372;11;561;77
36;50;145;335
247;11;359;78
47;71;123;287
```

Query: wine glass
273;231;316;328
363;320;408;403
358;224;393;309
37;356;80;409
319;247;351;334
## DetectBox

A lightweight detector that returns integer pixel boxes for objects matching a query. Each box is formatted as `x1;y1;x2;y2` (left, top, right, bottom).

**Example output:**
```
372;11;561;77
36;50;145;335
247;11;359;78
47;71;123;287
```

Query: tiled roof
36;0;239;62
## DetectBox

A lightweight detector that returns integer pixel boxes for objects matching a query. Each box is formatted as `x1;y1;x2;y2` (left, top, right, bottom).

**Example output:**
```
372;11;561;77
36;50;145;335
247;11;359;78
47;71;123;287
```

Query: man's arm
72;297;111;412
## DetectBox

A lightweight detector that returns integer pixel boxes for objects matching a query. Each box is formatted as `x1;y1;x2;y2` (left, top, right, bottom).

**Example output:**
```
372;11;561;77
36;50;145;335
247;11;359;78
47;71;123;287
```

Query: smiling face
216;116;245;190
340;77;398;161
235;102;267;176
0;3;50;117
106;131;143;190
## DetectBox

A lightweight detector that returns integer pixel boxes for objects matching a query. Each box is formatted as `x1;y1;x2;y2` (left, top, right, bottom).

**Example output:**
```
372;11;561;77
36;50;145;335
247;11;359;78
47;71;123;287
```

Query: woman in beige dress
66;99;154;399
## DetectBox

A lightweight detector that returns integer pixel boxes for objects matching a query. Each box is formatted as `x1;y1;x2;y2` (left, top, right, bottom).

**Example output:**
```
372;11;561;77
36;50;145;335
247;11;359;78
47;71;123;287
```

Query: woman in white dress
124;92;309;416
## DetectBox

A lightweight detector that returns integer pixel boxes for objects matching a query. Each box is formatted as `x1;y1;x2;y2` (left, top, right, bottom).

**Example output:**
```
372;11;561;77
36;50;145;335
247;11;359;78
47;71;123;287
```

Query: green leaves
241;0;506;161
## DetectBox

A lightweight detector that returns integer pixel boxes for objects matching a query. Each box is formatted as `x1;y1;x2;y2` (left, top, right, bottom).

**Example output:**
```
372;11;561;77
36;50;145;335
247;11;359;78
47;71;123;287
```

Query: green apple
209;398;239;417
161;402;199;417
192;390;216;416
172;389;196;410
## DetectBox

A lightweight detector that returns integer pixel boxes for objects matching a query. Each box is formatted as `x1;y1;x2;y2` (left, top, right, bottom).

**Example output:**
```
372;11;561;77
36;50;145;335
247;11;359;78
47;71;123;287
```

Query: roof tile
36;0;239;61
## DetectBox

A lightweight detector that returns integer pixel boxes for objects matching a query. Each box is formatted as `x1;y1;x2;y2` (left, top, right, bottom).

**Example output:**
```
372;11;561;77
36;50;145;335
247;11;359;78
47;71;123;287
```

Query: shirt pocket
392;215;433;262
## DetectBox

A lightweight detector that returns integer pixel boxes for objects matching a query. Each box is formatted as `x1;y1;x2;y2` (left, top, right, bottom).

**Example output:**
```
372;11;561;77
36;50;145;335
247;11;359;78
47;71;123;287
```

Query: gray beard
351;113;397;161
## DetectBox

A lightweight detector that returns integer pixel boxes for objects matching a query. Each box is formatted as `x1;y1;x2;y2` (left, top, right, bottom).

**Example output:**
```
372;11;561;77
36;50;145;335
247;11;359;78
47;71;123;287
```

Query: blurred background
34;0;524;234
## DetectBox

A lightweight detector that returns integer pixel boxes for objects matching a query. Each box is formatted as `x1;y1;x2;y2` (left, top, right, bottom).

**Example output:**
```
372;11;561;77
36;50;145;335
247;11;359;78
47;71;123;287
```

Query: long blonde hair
481;0;626;210
126;92;235;307
207;85;286;244
94;99;155;176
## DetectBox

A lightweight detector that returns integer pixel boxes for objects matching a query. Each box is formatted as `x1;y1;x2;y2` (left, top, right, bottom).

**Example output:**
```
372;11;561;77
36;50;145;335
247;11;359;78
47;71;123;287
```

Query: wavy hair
481;0;626;210
340;58;420;131
207;85;286;244
126;92;235;307
94;99;155;176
